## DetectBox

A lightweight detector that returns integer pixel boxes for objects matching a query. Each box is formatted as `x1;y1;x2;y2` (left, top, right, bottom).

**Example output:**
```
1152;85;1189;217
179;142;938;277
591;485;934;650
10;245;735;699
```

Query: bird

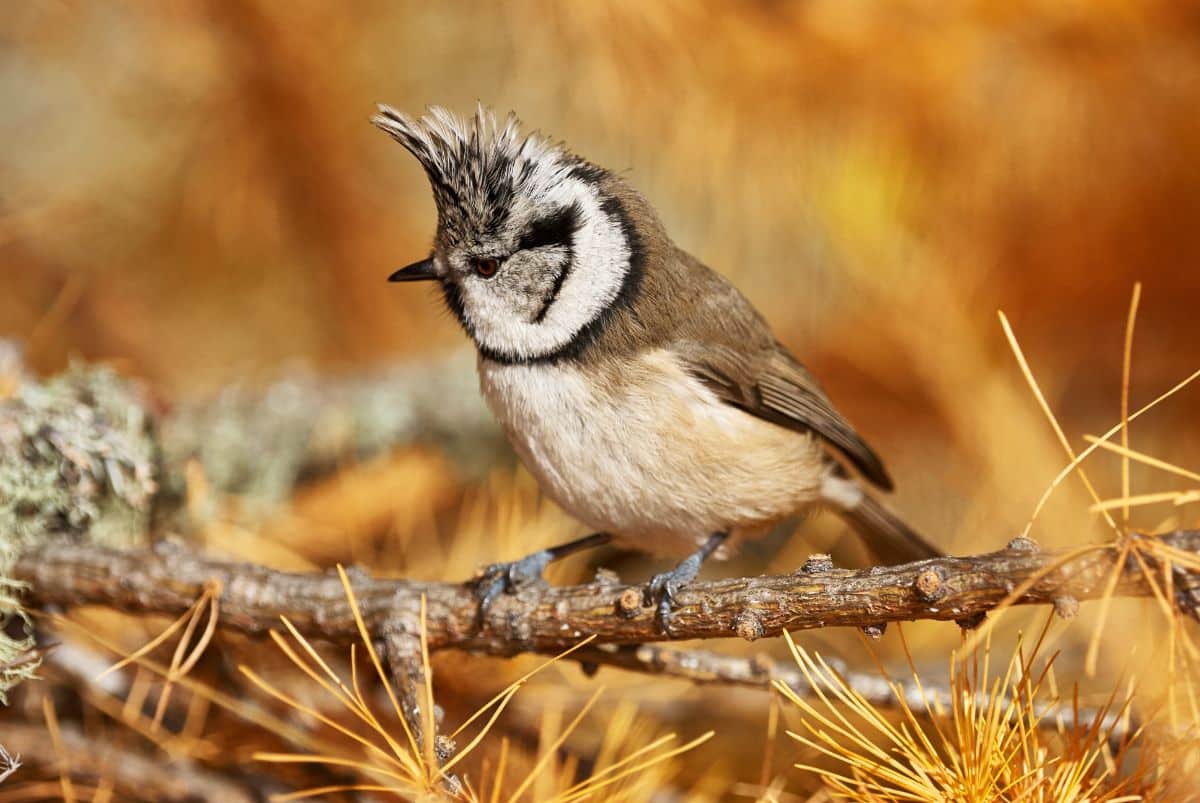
373;105;940;629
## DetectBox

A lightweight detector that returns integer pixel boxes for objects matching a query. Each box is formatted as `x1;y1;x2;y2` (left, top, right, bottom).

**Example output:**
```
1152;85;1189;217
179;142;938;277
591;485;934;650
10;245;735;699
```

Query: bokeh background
2;1;1199;798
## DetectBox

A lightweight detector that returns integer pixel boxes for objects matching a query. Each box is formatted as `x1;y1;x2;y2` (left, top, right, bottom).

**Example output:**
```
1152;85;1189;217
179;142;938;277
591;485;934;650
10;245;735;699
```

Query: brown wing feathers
629;248;896;492
755;355;894;490
680;345;894;491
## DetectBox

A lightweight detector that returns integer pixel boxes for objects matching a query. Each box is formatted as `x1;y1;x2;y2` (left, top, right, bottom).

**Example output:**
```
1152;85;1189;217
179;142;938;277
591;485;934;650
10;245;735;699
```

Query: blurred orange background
4;3;1200;796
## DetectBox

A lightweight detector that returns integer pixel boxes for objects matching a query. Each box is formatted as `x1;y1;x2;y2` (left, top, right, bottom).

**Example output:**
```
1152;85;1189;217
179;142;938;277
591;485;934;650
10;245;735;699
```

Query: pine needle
1083;437;1200;484
506;686;605;803
1119;283;1141;529
999;310;1119;536
41;696;77;803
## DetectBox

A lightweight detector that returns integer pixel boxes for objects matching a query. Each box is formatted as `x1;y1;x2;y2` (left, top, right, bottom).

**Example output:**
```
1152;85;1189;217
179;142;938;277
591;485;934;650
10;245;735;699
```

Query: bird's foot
468;550;554;628
640;532;729;634
642;552;704;635
466;532;614;631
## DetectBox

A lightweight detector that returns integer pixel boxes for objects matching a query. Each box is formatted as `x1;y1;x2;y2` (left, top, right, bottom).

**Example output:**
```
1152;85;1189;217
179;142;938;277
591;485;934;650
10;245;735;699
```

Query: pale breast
478;350;827;556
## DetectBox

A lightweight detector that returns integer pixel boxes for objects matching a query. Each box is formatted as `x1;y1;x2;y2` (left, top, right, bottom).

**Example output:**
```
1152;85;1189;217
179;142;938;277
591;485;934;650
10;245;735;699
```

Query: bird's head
373;105;648;364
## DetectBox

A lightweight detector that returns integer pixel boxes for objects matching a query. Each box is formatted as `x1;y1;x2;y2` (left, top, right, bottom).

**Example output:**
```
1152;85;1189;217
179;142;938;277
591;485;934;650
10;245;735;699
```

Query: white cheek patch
463;178;630;360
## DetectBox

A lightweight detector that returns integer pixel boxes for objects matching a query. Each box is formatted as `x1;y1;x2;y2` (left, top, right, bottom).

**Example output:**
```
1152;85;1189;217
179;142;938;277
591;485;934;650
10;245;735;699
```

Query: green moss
0;362;159;702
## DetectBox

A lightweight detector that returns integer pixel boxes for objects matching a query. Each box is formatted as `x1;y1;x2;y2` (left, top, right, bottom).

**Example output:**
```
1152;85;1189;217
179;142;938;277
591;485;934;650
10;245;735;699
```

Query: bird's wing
673;341;895;491
656;249;894;490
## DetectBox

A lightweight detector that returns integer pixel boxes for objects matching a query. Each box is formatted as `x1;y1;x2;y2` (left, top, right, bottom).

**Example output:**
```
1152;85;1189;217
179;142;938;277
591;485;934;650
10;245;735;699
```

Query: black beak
388;257;438;283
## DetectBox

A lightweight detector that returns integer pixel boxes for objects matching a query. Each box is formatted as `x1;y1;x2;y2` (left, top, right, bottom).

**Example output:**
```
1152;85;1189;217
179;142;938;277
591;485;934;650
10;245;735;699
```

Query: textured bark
13;532;1200;656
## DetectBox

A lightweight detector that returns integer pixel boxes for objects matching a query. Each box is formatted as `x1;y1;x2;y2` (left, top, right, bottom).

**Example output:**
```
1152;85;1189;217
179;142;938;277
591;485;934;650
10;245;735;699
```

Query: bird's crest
373;105;581;241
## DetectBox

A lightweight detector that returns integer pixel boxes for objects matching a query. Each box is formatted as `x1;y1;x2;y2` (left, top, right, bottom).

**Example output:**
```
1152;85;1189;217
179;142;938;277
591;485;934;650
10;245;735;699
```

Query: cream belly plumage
479;350;826;557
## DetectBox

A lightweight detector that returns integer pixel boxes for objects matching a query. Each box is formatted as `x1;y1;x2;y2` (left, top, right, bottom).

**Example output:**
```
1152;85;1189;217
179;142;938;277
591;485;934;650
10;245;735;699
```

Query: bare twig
12;533;1200;657
576;642;1131;740
0;742;18;785
576;643;916;707
0;721;255;802
381;629;437;757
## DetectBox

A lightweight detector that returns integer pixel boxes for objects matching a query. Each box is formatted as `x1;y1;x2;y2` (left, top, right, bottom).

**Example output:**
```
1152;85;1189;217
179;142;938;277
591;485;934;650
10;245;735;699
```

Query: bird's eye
472;257;500;278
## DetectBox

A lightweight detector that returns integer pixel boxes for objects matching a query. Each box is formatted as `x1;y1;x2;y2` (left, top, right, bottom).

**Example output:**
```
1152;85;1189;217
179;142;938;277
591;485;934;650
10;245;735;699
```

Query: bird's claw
468;550;554;629
641;554;703;634
642;574;682;631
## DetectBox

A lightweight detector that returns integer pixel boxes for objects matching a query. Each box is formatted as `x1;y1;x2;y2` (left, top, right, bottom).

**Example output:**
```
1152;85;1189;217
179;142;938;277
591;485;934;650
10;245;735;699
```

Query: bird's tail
821;474;941;565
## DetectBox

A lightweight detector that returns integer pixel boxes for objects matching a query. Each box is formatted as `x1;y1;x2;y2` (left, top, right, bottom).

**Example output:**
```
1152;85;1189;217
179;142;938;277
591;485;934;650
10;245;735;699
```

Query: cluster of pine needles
242;568;715;801
757;284;1200;801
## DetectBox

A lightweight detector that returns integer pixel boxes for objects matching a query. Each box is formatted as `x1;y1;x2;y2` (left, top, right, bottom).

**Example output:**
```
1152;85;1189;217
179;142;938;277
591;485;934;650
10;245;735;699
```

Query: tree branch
574;643;908;705
12;532;1200;657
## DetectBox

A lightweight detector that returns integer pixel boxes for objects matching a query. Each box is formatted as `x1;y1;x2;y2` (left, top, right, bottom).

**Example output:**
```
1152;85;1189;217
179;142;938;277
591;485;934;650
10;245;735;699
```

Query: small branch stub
1054;595;1080;619
800;553;834;574
616;588;642;618
956;611;988;631
914;567;946;602
734;610;765;642
861;623;887;639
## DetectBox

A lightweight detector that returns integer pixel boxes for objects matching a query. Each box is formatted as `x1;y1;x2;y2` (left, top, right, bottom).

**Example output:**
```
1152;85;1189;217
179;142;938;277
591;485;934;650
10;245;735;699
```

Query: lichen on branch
0;357;159;701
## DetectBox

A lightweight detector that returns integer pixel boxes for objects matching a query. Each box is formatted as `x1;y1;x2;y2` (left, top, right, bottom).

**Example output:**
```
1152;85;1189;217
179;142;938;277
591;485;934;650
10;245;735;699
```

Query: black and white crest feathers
372;105;586;242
